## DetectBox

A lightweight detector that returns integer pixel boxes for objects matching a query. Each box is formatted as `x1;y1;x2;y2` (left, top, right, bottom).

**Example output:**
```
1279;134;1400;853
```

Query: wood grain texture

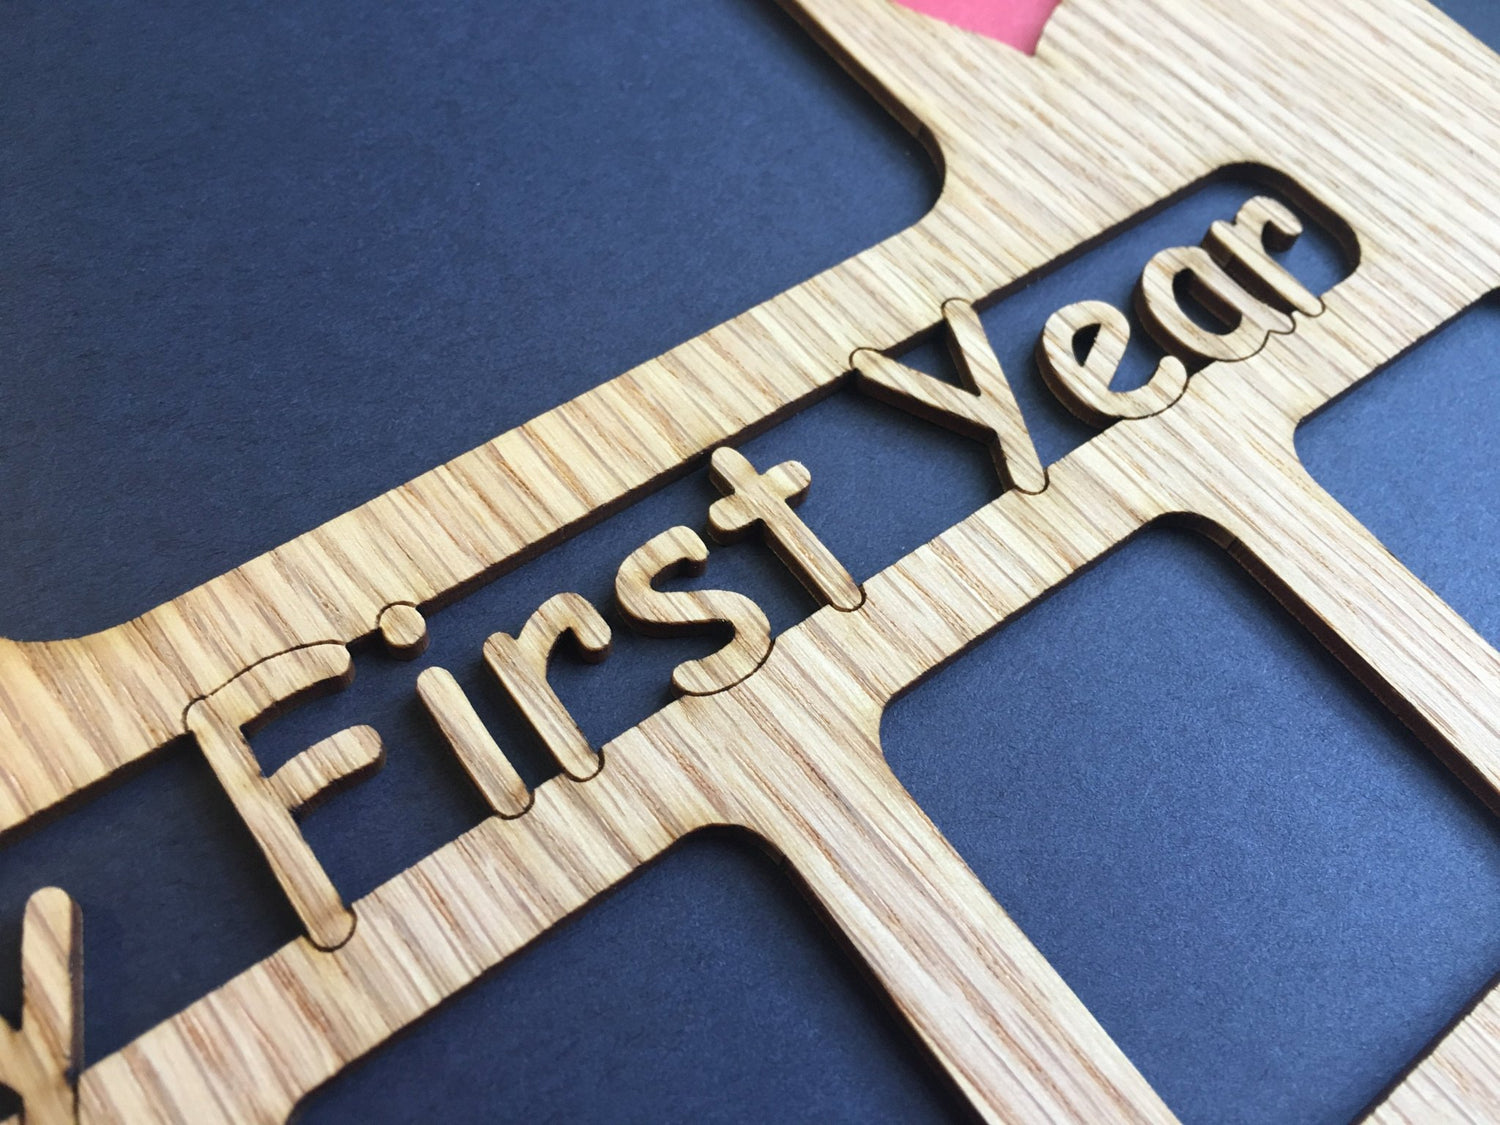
482;592;611;781
1137;244;1293;361
0;889;81;1125
184;645;376;951
415;666;531;818
853;298;1047;491
707;447;864;610
266;726;383;818
1205;195;1323;317
1365;979;1500;1123
614;526;775;697
5;0;1500;1119
375;604;429;661
1037;299;1188;424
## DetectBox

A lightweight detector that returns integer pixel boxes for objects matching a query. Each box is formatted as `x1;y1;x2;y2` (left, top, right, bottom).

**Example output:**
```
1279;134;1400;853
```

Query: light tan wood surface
707;447;864;610
614;526;775;697
853;298;1047;491
375;604;429;661
6;0;1500;1120
415;665;532;818
482;593;612;780
0;890;80;1125
1037;298;1189;424
1364;976;1500;1123
183;645;384;951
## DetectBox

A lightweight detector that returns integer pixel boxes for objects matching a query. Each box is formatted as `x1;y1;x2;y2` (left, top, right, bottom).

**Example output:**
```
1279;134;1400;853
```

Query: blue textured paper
1;3;1497;1123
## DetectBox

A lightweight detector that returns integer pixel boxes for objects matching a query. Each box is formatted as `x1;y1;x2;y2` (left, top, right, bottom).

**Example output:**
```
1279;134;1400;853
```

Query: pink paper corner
895;0;1062;54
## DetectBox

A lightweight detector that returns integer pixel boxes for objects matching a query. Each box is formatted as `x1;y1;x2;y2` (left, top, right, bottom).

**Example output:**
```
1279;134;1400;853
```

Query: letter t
707;447;861;611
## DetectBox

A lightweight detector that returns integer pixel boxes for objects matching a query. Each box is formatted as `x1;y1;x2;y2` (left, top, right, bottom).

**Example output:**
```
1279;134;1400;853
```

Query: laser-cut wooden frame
4;0;1500;1120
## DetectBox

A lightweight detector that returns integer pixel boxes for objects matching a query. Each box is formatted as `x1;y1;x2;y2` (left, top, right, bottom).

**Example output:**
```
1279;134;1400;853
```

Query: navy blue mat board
2;2;1498;1122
